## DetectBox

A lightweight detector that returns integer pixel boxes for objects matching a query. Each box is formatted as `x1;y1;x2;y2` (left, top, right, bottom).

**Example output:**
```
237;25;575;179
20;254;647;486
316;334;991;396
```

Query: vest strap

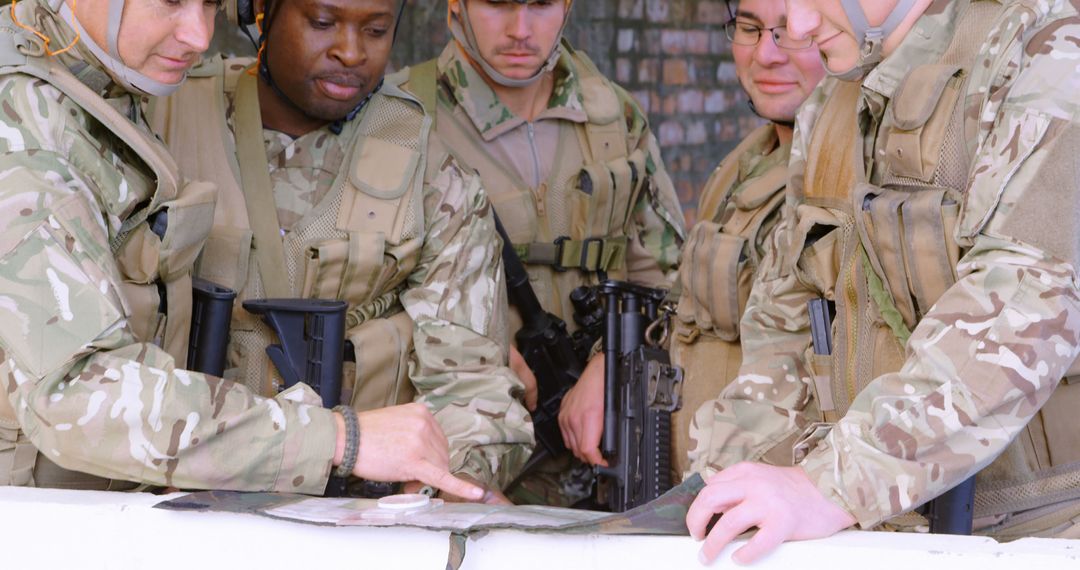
233;69;291;299
408;59;440;124
513;236;628;273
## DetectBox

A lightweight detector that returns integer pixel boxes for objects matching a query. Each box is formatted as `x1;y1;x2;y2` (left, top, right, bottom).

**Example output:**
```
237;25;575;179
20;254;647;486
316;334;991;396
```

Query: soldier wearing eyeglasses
673;0;825;477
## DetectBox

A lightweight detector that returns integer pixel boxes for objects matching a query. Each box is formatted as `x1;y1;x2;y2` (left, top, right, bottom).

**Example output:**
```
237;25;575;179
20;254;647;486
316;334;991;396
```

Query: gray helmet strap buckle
831;0;918;81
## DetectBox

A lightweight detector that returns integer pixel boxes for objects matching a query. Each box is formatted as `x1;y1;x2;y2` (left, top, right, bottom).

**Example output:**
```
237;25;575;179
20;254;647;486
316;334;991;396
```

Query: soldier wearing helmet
147;0;533;502
0;0;484;501
403;0;686;507
688;0;1080;562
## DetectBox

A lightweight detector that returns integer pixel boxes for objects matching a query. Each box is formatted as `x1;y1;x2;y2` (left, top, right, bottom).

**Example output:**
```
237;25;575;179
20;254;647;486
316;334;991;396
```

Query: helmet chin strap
57;0;184;97
450;0;570;88
829;0;918;81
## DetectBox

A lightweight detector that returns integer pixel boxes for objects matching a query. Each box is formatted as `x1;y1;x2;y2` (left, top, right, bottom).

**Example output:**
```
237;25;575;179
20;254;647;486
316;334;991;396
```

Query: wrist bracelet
332;405;360;479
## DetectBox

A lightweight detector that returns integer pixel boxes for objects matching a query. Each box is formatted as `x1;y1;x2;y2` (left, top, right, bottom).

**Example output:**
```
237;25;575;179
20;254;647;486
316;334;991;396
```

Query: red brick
663;59;690;85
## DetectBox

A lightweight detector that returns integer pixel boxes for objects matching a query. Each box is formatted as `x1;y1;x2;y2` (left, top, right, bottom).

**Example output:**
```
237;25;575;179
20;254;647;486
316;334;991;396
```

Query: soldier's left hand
686;462;855;565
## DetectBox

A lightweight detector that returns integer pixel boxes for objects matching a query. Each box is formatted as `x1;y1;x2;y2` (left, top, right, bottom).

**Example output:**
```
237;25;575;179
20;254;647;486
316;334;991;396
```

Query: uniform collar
860;0;964;101
737;125;787;182
437;42;588;142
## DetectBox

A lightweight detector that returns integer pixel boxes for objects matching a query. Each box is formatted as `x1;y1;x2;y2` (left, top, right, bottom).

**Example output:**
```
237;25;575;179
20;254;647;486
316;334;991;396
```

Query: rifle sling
493;212;546;317
234;70;291;299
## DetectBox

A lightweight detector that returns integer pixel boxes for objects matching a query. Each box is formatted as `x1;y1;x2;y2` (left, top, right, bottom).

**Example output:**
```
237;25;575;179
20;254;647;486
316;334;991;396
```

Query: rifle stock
187;279;237;377
242;298;348;409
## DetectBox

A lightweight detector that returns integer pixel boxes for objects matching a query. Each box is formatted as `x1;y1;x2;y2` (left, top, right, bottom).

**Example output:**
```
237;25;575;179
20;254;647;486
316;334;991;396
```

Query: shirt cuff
799;434;887;529
271;391;337;495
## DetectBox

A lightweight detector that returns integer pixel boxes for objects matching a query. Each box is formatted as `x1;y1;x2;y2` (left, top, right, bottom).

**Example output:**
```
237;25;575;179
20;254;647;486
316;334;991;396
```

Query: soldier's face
731;0;825;124
261;0;396;121
72;0;216;85
452;0;567;81
785;0;862;74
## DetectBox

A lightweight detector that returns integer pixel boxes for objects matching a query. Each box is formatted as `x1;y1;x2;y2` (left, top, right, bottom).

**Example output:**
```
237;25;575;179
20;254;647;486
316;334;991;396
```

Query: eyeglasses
723;20;815;51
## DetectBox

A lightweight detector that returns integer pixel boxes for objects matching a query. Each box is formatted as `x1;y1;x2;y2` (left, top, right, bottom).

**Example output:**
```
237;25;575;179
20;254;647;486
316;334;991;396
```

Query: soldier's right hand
335;403;484;500
509;346;539;411
558;353;608;467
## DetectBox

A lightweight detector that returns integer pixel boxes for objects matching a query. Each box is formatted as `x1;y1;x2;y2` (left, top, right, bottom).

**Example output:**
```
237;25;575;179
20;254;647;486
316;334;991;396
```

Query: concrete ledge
3;487;1078;570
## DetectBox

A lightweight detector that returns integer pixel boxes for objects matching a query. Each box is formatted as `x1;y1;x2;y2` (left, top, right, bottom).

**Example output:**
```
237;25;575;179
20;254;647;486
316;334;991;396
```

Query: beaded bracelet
332;405;360;479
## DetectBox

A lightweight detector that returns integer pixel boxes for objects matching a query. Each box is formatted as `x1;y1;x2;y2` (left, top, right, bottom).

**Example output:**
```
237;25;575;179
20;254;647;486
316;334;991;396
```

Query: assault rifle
492;216;597;469
596;280;684;512
808;298;976;534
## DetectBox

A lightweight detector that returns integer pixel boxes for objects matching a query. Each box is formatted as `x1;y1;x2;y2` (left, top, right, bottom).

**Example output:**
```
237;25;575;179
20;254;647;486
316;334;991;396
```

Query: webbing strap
903;190;958;315
408;59;440;124
514;236;628;272
234;70;291;299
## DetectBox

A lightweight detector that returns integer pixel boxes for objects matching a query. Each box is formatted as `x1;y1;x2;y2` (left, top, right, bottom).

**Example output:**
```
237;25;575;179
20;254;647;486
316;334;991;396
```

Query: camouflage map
156;474;704;535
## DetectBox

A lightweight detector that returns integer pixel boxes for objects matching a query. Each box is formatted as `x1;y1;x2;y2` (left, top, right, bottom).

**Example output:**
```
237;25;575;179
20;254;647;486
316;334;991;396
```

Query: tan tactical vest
797;0;1080;536
0;27;216;489
149;58;423;411
405;43;648;334
669;124;787;477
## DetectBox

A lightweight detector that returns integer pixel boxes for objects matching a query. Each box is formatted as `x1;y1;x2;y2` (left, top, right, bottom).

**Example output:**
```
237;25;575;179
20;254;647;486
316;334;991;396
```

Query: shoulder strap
5;61;178;238
698;125;776;223
233;70;291;298
803;79;864;206
405;59;440;127
565;42;629;165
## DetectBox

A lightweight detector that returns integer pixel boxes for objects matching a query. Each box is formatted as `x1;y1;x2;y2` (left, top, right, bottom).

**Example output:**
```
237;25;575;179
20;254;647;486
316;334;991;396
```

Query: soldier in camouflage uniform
404;0;686;507
686;0;1080;563
149;0;534;501
0;0;485;502
669;0;824;477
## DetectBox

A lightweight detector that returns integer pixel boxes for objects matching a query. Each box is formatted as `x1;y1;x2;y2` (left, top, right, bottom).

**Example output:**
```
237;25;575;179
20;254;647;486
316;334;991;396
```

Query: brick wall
392;0;763;226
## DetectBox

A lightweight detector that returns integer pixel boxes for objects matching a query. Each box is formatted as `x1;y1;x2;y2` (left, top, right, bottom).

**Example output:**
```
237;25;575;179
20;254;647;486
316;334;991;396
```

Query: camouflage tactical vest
670;124;787;477
405;42;648;334
0;23;216;489
149;58;424;411
799;0;1080;536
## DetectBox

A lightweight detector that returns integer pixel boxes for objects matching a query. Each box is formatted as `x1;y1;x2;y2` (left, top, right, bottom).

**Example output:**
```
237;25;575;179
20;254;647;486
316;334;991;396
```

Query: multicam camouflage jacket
253;67;532;490
0;2;338;493
156;59;535;491
689;0;1080;531
414;43;685;331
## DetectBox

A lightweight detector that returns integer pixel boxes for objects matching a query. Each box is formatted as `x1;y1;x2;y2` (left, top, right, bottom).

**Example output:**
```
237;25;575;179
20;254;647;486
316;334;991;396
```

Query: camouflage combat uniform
671;124;788;478
406;42;686;506
149;58;534;491
409;42;685;333
689;0;1080;538
0;0;335;493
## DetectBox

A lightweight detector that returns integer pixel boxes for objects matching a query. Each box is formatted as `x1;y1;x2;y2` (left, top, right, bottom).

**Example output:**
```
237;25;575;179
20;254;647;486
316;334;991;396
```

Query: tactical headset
228;0;257;27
